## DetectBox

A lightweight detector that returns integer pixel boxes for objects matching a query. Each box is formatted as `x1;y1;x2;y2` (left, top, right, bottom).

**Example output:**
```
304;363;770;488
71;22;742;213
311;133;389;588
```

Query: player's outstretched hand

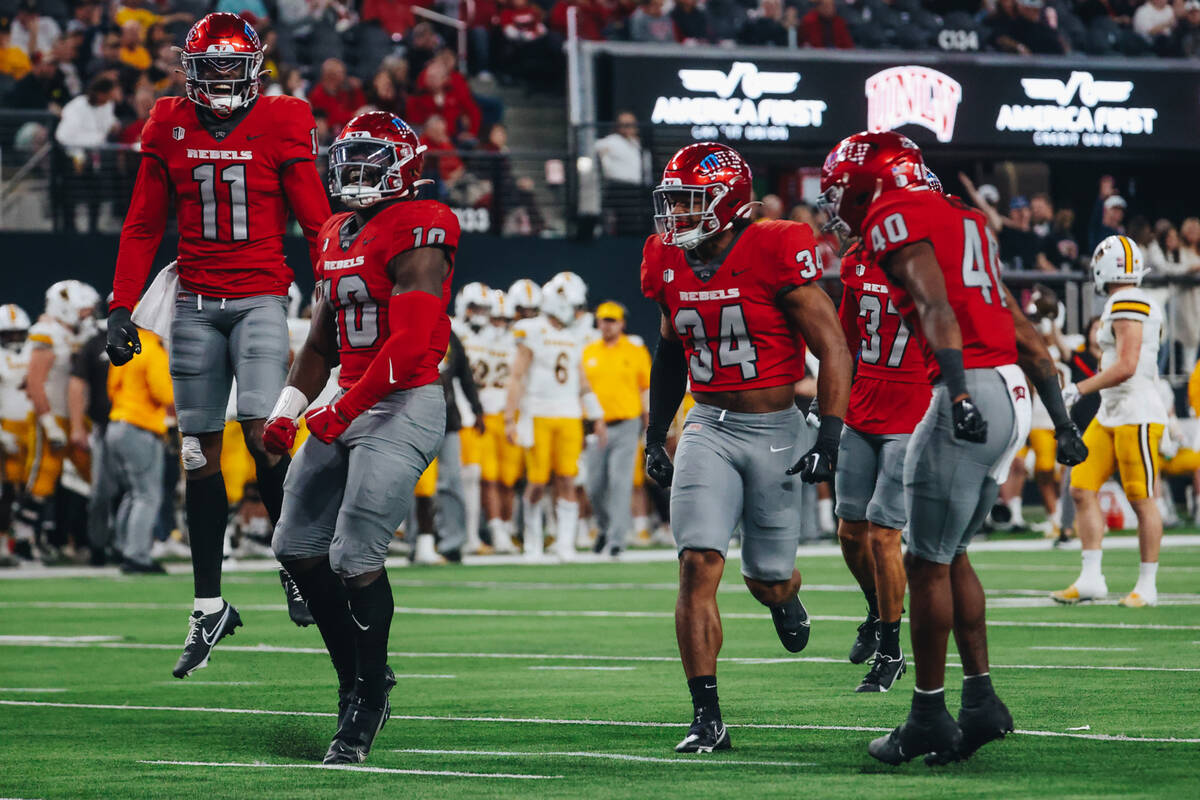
645;441;674;489
305;404;351;444
788;442;837;483
1060;382;1081;410
105;306;141;366
263;417;298;455
951;397;987;443
1055;422;1088;466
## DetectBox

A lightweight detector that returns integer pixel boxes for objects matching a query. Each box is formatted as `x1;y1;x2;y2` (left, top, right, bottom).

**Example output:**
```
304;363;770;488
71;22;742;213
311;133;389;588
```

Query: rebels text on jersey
113;95;331;307
840;243;931;435
315;200;460;390
641;220;820;393
862;190;1018;382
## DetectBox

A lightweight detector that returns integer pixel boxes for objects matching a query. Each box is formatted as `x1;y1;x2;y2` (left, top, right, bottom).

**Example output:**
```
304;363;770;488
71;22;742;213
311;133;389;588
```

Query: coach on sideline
583;302;651;557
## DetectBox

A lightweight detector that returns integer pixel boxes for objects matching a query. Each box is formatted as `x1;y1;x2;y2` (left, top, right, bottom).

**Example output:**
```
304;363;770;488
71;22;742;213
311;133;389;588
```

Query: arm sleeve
646;335;687;446
111;154;170;311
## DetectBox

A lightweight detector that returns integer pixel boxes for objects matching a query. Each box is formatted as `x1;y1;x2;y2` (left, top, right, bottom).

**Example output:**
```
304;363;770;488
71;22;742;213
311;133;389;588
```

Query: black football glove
787;441;837;483
105;305;141;366
1055;421;1088;466
645;440;674;489
951;397;987;443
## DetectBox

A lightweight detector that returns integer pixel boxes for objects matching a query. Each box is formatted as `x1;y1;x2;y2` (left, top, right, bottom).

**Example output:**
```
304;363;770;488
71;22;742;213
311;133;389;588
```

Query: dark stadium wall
2;233;657;343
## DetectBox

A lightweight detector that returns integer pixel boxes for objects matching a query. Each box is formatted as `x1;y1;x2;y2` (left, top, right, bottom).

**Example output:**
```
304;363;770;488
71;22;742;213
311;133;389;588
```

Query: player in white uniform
0;304;32;565
505;281;606;560
1055;236;1167;607
452;282;492;553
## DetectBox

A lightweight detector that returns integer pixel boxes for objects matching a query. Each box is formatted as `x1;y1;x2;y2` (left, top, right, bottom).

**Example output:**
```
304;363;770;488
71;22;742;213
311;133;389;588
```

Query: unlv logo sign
864;66;963;144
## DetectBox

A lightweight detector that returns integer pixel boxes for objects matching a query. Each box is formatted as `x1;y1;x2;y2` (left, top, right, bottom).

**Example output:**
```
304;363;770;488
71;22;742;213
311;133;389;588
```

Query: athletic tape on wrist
269;385;309;421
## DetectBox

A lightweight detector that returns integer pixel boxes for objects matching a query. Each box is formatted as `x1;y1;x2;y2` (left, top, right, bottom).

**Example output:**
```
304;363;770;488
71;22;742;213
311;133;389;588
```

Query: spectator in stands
499;0;552;81
1147;223;1182;275
115;0;191;31
0;18;32;82
268;66;308;100
216;1;270;22
1030;192;1054;240
10;0;62;61
66;2;106;76
630;0;678;42
312;107;334;149
757;194;784;221
550;0;611;41
1163;218;1200;364
1133;0;1178;54
6;54;71;112
360;0;418;39
408;51;483;143
708;0;748;42
86;33;124;81
800;0;855;48
989;0;1067;54
1040;209;1080;272
421;113;466;190
147;41;185;95
366;68;406;118
672;0;712;43
119;84;155;146
56;75;120;234
739;0;791;46
118;21;150;72
307;57;365;133
595;110;649;185
1074;0;1137;26
1180;0;1200;56
998;195;1042;271
1089;177;1125;249
406;22;443;80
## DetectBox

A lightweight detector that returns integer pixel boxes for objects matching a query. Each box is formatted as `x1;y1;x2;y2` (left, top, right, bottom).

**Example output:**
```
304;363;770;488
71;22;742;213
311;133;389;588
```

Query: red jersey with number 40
315;200;460;389
862;191;1017;382
641;220;819;393
840;243;931;434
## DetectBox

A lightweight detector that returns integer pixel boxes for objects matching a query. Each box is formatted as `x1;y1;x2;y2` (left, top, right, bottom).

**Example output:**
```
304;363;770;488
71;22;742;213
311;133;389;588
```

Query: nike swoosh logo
704;683;716;689
201;606;230;647
365;408;386;415
388;360;397;385
246;133;264;140
730;267;749;276
350;613;370;632
769;445;792;452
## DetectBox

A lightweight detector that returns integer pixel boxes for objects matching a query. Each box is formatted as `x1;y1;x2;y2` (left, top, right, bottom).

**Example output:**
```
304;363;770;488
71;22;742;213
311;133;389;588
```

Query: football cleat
925;694;1013;765
1118;591;1156;608
324;694;392;764
675;714;731;754
172;601;242;679
868;709;962;766
849;616;880;664
279;569;314;627
337;666;397;730
770;595;811;653
857;652;906;693
1050;578;1107;605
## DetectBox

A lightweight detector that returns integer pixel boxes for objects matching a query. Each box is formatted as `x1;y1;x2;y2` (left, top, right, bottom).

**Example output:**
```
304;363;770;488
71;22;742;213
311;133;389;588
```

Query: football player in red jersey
836;240;930;693
105;13;331;678
641;143;853;753
261;111;458;765
820;131;1087;765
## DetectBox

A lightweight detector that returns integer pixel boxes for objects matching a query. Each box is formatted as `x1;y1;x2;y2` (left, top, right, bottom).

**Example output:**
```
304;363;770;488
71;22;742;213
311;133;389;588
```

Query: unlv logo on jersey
663;269;675;283
173;126;185;141
1012;385;1027;401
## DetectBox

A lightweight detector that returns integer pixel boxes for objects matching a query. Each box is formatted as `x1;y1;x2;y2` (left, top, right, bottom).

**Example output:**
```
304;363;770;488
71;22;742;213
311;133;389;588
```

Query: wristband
816;415;844;452
582;392;604;421
934;348;969;399
269;385;309;421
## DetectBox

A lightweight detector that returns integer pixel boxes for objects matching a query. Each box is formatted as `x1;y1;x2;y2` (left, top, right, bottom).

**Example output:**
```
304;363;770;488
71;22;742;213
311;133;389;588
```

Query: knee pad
181;436;207;471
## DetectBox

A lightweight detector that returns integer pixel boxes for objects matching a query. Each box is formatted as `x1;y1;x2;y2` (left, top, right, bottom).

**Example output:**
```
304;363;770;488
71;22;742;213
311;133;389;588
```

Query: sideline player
105;13;331;677
0;304;32;565
819;131;1087;765
642;143;853;753
454;281;491;552
837;240;930;692
1054;237;1165;607
263;111;458;764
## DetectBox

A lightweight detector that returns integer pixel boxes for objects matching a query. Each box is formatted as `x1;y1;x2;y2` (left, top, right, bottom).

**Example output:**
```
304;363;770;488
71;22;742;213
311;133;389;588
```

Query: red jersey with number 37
314;200;460;389
862;191;1017;382
840;243;931;434
641;221;819;393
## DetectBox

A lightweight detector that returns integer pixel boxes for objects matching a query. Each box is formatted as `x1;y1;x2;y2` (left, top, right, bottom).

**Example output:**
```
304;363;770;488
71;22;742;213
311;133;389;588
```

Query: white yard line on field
394;748;816;767
0;635;121;642
526;666;635;671
4;701;1197;745
157;681;262;686
137;759;561;780
1030;646;1139;652
0;687;66;693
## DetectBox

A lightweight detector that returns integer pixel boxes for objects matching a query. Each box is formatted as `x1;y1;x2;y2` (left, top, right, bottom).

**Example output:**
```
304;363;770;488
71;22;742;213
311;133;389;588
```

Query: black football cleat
172;601;242;679
849;615;880;664
675;713;731;754
279;569;314;627
857;652;906;693
324;695;392;764
770;595;811;653
868;709;962;766
925;694;1014;765
337;666;397;730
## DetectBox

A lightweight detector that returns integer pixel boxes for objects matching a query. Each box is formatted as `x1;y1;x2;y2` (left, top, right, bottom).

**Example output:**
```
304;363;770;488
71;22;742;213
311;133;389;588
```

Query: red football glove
305;403;352;444
262;417;298;455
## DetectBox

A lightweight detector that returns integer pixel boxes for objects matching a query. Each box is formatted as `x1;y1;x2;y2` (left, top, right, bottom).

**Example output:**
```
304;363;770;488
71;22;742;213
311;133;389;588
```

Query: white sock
555;499;578;556
1134;562;1158;595
462;465;482;550
634;515;649;535
488;518;512;549
415;533;438;560
1007;496;1024;523
194;596;223;615
817;498;835;533
525;503;544;556
1080;549;1103;583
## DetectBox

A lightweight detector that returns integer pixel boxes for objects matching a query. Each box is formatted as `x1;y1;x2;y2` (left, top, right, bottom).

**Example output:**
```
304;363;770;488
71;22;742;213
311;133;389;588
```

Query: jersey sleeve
766;221;822;292
27;321;57;351
137;99;172;163
389;202;462;263
275;97;319;167
640;235;664;303
862;194;934;266
512;318;540;350
1107;290;1155;322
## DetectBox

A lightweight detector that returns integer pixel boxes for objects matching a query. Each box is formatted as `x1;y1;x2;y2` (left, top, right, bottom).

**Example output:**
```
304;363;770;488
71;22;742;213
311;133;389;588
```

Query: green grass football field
2;538;1199;799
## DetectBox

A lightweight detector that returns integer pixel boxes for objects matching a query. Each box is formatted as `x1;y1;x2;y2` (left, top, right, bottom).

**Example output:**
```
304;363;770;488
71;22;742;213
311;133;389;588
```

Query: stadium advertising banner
601;51;1200;153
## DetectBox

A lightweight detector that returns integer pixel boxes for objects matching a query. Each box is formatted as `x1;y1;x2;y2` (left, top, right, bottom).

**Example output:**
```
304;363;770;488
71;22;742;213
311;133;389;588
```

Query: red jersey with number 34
315;200;460;389
862;190;1017;382
641;220;820;393
840;243;931;434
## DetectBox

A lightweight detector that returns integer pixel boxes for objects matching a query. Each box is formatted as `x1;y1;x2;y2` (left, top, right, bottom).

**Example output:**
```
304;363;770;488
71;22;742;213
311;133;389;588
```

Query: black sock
879;620;902;658
186;472;229;598
962;673;995;705
345;570;394;709
911;688;947;718
252;453;290;527
864;591;879;620
687;675;720;719
286;557;357;694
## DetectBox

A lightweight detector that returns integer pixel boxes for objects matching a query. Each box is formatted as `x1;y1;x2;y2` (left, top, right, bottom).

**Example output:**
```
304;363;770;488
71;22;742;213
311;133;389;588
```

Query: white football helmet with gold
1091;235;1147;292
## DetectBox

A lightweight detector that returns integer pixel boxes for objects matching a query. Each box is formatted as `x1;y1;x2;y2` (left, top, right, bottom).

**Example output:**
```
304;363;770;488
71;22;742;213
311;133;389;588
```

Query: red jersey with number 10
840;243;931;434
862;190;1017;383
641;220;819;393
314;200;460;389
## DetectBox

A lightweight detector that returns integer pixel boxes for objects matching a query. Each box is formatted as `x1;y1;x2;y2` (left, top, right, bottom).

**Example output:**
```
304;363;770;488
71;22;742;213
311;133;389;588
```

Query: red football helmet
328;112;429;208
819;131;932;241
653;142;753;250
181;13;264;116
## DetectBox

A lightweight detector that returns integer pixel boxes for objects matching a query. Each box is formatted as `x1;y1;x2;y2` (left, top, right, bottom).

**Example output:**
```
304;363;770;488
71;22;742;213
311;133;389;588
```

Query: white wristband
268;385;309;421
583;392;604;422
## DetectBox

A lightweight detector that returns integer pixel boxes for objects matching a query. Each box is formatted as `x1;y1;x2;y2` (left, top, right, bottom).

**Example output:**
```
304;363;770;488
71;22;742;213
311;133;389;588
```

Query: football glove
952;397;988;443
263;417;298;455
1055;422;1089;466
788;440;837;483
1060;382;1081;410
105;305;141;366
305;403;352;444
645;440;674;489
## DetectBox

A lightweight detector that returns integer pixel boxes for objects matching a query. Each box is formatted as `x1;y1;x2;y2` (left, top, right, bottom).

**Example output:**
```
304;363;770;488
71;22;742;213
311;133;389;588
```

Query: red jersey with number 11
861;190;1017;383
641;220;819;393
314;200;460;389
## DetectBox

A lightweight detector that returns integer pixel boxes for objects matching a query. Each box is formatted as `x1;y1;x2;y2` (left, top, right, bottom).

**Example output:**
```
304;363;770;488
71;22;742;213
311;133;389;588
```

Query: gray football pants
105;421;165;566
585;418;640;552
434;431;467;555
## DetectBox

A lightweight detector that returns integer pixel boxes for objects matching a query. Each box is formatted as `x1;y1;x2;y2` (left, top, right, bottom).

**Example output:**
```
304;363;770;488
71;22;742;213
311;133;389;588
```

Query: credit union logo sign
997;71;1156;147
